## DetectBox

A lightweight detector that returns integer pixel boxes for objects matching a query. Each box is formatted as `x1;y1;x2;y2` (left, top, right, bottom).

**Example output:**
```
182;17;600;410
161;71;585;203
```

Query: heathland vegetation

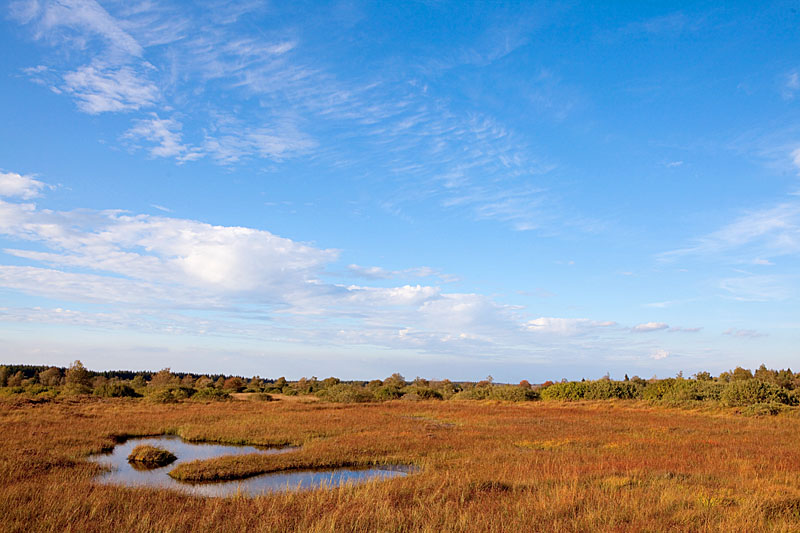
2;361;799;414
2;372;800;532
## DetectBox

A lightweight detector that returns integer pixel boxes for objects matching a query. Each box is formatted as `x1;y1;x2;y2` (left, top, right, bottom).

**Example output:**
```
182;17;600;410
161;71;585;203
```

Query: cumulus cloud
632;322;669;332
0;171;46;199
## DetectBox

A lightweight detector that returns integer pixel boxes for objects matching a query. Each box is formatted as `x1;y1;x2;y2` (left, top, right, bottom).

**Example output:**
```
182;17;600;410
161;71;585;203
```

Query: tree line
1;362;798;413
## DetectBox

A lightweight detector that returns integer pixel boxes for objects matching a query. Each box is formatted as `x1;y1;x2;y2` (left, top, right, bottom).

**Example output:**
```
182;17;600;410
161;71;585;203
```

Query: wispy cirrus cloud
9;0;580;232
661;201;800;261
62;63;159;113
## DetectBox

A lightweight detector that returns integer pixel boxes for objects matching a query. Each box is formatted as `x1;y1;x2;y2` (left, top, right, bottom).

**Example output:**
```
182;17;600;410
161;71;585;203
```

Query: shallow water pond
89;436;412;497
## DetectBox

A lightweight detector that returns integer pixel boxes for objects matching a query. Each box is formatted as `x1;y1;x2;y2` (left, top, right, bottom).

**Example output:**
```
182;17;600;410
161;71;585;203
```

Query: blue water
89;436;412;497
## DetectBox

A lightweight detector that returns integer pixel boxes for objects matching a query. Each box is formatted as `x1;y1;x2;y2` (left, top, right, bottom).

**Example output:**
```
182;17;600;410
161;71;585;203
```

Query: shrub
584;380;641;400
251;392;274;402
63;382;93;396
487;385;540;402
315;384;375;403
741;402;789;417
540;381;590;401
451;387;491;400
400;386;443;400
147;386;195;403
373;386;403;401
94;382;138;398
65;360;92;388
191;387;230;401
720;380;792;407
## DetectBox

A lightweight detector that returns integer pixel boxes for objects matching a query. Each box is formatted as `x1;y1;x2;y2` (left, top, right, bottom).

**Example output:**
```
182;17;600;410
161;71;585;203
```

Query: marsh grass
1;397;800;531
127;445;177;468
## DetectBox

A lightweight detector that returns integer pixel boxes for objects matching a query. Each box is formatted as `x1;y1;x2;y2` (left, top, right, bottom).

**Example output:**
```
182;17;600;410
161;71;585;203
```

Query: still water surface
89;436;411;497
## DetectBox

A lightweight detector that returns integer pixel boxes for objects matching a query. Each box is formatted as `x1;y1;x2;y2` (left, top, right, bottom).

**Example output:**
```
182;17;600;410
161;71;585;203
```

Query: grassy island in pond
127;445;177;468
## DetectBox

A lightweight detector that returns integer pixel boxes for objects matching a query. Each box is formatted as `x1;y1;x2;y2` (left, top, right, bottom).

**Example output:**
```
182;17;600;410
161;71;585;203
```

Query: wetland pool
89;436;412;497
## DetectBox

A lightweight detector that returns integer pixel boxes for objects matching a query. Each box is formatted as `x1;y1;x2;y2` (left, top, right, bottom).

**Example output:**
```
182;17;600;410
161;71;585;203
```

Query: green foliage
93;382;139;398
315;384;375;403
373;386;403;401
146;386;195;403
487;385;540;402
720;380;793;407
451;387;491;400
740;402;789;417
583;380;641;400
540;381;590;401
63;382;93;396
643;378;723;403
400;386;443;400
65;360;92;388
38;367;63;387
191;387;231;401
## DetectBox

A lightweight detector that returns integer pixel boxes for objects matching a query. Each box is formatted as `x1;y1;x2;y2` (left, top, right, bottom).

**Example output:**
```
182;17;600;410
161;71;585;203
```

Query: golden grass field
2;395;800;532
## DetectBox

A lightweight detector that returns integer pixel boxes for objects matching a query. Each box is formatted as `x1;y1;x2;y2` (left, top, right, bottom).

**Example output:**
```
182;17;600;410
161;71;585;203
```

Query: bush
741;402;789;417
315;384;375;403
251;392;274;402
584;380;641;400
400;386;443;400
720;380;793;407
191;388;230;401
540;381;590;401
147;386;195;403
94;382;139;398
63;382;93;396
451;387;491;400
373;386;403;401
487;385;540;402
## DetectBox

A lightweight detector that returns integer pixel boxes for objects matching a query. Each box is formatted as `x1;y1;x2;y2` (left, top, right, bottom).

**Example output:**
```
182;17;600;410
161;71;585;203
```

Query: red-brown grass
1;396;799;532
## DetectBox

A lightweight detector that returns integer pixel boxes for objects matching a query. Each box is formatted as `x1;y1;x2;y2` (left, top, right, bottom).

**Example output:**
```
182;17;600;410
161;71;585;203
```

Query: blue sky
1;1;799;381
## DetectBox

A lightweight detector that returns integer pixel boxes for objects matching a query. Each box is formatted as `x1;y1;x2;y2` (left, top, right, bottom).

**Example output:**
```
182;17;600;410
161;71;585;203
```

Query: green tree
38;367;63;387
66;360;92;387
0;365;9;387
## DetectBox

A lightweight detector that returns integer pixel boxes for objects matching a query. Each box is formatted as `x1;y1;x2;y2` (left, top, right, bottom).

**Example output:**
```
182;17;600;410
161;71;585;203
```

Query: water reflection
89;436;412;497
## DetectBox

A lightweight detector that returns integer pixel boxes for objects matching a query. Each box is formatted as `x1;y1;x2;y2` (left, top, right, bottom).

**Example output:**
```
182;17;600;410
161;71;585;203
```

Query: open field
2;396;800;532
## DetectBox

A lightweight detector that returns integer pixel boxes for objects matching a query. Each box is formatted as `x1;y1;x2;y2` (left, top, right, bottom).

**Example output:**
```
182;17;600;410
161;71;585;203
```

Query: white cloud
63;64;158;114
667;326;702;333
650;348;670;360
783;70;800;100
525;317;616;335
719;274;791;302
347;263;448;281
632;322;669;332
125;116;202;161
723;328;767;338
662;201;800;260
12;0;144;57
0;171;46;199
